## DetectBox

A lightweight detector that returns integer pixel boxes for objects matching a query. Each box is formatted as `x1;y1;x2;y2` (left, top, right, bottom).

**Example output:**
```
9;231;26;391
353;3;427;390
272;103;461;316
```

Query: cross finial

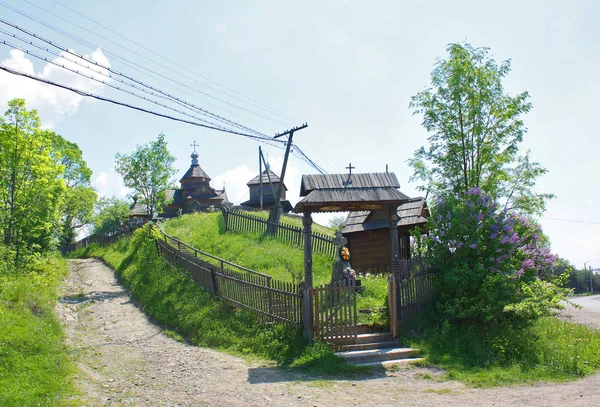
344;163;355;188
346;163;355;176
190;140;199;152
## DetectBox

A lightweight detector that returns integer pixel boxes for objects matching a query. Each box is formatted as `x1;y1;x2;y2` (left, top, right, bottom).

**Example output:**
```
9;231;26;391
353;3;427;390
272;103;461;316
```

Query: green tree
93;197;131;235
0;99;65;261
48;133;97;248
114;134;176;219
409;43;552;216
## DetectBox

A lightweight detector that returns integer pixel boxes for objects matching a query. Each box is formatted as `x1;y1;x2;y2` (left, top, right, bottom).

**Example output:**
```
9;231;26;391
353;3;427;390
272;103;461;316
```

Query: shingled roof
300;172;400;196
342;197;428;234
180;165;210;182
294;172;410;213
247;169;285;186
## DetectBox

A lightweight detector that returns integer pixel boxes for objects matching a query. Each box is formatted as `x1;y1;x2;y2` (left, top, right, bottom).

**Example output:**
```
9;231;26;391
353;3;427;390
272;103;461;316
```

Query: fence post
300;283;314;342
210;266;219;296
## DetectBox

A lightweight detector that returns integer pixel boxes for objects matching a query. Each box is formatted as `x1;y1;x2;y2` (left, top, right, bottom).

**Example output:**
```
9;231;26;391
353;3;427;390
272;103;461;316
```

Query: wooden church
240;165;293;212
162;147;231;217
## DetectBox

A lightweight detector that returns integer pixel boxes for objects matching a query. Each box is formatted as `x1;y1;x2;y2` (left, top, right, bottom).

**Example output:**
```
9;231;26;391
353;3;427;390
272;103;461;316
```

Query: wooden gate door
312;280;358;345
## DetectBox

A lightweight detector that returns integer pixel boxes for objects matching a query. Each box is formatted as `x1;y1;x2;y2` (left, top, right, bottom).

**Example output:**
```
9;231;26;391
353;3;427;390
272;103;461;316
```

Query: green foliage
0;252;77;405
74;228;364;375
409;43;553;216
114;133;176;219
49;134;96;249
0;99;65;260
93;196;131;235
355;274;389;327
405;317;600;386
425;190;570;326
0;99;96;261
327;215;346;232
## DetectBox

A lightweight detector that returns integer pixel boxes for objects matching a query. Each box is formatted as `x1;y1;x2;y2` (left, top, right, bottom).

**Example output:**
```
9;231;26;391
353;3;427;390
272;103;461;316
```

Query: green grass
73;228;368;376
404;316;600;387
162;212;390;327
250;211;335;236
0;254;78;406
162;212;341;286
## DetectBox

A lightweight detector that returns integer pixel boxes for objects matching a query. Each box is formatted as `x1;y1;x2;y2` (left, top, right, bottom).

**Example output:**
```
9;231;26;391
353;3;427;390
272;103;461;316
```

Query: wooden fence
389;257;437;336
157;229;303;327
65;223;142;253
222;209;337;258
312;280;358;344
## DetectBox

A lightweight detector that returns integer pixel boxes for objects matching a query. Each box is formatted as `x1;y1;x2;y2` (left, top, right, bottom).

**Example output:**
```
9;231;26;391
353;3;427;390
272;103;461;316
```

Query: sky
0;0;598;269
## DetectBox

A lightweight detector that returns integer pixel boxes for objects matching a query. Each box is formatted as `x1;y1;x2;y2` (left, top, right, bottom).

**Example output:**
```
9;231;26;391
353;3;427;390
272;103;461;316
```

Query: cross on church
344;162;355;188
346;162;355;176
190;141;199;152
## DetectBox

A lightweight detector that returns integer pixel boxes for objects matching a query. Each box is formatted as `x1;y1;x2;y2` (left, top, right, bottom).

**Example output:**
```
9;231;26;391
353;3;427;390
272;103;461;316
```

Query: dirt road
57;259;600;406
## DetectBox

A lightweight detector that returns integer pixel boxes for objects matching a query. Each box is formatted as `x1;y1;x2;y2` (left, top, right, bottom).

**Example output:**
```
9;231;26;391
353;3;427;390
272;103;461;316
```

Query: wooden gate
389;257;437;336
312;280;358;344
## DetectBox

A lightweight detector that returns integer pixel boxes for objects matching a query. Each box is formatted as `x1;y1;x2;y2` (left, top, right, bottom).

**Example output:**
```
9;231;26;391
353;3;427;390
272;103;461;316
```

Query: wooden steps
335;332;423;366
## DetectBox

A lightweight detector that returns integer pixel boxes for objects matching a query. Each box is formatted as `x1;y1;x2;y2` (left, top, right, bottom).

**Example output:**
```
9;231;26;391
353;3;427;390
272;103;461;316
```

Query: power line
0;1;292;127
0;63;283;148
544;217;600;225
0;63;327;173
48;0;301;124
0;24;270;137
0;12;328;174
14;0;297;126
0;37;269;138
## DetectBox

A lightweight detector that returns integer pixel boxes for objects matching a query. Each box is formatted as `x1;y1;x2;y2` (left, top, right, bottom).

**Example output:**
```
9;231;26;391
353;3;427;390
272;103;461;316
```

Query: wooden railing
389;257;437;336
65;223;142;253
222;209;337;258
157;228;302;327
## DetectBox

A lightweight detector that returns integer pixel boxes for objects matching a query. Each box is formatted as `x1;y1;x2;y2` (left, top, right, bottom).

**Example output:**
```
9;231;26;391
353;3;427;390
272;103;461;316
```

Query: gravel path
57;259;600;406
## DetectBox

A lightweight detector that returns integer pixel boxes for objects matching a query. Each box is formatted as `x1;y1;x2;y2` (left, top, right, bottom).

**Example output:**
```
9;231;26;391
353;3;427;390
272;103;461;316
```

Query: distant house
342;197;429;273
129;196;151;225
240;168;293;212
162;149;231;217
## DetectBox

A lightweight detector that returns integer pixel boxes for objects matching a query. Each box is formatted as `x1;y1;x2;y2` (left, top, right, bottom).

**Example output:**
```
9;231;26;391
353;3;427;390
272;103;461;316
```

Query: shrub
423;189;571;326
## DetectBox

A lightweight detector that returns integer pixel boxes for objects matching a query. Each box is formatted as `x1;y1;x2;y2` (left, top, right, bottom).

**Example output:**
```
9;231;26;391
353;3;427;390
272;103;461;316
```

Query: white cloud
0;48;110;127
212;164;255;204
93;169;131;199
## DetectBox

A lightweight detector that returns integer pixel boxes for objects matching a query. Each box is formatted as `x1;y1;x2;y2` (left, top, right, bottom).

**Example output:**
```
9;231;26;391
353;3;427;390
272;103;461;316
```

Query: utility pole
259;146;263;211
267;123;308;235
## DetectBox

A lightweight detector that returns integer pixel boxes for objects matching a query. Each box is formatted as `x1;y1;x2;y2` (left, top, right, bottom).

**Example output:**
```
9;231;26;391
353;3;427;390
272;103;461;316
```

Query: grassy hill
161;212;333;285
161;212;389;326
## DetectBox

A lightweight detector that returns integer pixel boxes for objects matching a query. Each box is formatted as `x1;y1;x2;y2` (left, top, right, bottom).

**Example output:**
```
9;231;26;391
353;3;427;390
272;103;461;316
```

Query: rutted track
57;259;600;406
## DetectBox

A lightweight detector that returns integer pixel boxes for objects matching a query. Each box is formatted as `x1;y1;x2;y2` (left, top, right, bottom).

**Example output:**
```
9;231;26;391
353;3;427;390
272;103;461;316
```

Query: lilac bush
424;188;569;325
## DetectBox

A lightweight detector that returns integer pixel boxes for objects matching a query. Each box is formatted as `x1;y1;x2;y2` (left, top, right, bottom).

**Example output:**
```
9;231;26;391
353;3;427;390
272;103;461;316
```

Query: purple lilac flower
468;187;482;195
470;243;478;249
477;213;485;222
521;258;535;270
456;241;463;248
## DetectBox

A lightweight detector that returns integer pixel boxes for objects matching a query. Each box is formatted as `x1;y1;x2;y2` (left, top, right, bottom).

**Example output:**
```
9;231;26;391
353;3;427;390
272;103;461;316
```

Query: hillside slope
161;212;335;285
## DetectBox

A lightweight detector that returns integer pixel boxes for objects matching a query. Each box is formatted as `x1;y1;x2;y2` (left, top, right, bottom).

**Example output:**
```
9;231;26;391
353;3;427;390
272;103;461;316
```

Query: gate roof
294;172;409;213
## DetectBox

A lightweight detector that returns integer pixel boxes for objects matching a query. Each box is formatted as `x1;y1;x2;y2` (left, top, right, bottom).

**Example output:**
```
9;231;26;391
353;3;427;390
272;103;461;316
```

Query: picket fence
157;229;303;327
222;209;337;258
